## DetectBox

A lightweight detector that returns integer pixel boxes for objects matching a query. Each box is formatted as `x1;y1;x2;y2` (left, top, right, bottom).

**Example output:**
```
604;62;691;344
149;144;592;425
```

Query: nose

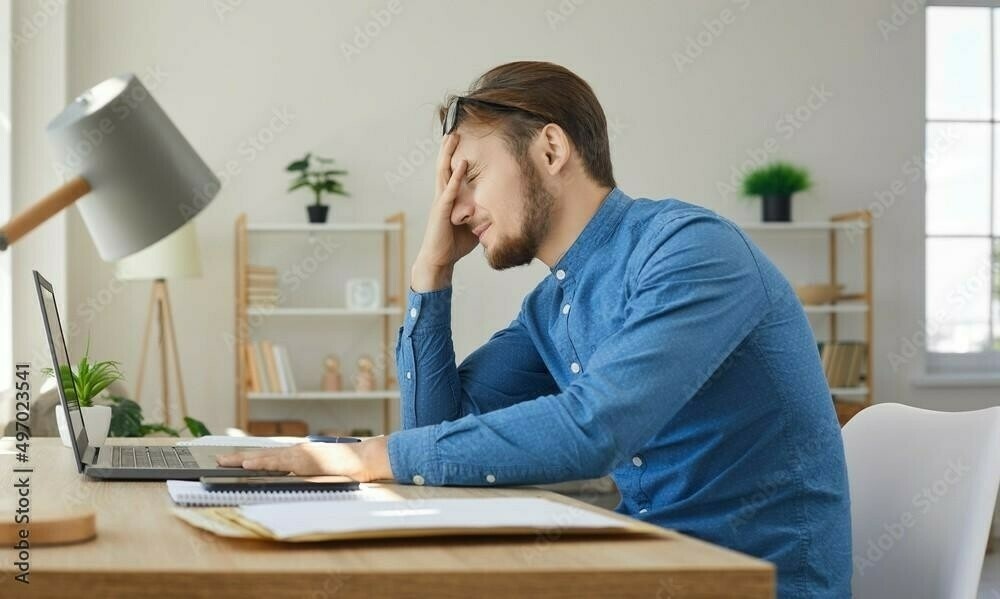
451;191;476;226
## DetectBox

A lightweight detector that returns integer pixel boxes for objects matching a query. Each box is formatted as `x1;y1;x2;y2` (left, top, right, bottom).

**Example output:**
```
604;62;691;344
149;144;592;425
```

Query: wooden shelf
235;212;407;435
248;390;401;401
802;303;869;314
737;221;869;231
829;386;869;397
247;307;403;317
247;222;401;233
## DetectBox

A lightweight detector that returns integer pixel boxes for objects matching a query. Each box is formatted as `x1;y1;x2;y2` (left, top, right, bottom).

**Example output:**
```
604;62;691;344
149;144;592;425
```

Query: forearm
397;287;464;428
387;393;610;487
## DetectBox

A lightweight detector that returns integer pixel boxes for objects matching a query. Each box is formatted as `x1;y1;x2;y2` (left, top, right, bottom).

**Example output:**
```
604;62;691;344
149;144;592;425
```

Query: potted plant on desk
742;161;812;222
45;343;210;447
286;152;349;223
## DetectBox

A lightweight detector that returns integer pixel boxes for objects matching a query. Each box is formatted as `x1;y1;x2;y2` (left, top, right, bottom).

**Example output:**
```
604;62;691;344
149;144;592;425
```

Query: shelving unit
738;210;873;425
234;212;406;434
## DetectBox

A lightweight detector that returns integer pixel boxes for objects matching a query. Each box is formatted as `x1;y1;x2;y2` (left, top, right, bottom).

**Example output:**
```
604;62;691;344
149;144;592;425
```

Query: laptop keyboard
112;446;200;469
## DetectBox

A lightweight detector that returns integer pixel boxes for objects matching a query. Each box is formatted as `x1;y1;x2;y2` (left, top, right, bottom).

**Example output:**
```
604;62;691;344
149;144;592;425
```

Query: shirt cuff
402;286;452;336
387;425;442;485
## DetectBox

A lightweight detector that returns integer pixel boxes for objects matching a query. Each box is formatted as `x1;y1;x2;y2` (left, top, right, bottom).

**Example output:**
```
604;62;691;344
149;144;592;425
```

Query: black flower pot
761;194;792;222
307;204;329;224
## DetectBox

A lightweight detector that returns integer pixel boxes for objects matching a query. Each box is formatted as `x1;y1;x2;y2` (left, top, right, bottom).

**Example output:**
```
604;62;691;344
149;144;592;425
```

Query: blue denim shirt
388;188;851;597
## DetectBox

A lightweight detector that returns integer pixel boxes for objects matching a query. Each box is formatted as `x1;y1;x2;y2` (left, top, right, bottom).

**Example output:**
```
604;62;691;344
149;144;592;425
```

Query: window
0;2;10;391
925;3;1000;372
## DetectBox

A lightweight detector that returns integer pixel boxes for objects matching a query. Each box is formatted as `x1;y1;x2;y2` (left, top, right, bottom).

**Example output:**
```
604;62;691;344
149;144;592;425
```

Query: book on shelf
244;342;260;393
275;345;298;394
252;342;271;392
247;265;278;275
245;341;298;395
818;341;867;390
260;341;281;393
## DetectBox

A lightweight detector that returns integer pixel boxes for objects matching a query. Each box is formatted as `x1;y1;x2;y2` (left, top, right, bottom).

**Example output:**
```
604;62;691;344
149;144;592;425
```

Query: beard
484;159;556;270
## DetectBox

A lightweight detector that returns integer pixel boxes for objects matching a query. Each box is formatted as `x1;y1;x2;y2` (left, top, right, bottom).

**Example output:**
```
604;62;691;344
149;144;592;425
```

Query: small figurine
321;355;342;392
354;355;376;392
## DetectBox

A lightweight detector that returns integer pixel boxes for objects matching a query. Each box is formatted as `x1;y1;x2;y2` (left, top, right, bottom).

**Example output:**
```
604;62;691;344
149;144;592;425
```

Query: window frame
924;1;1000;376
0;0;10;392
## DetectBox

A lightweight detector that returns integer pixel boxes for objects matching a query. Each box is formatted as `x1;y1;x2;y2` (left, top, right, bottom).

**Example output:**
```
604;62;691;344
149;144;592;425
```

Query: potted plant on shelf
286;152;349;223
741;161;812;222
44;343;210;447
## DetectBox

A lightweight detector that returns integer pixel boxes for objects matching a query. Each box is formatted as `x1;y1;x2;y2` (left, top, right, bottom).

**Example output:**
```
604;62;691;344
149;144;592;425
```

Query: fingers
440;159;467;207
240;454;289;472
436;133;460;192
215;448;276;467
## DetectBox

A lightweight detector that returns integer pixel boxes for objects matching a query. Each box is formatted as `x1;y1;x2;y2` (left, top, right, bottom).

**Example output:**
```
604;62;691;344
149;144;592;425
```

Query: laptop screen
35;272;89;470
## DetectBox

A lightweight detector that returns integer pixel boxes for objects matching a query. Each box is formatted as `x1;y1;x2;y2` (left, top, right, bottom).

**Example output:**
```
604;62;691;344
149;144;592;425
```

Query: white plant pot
56;405;112;448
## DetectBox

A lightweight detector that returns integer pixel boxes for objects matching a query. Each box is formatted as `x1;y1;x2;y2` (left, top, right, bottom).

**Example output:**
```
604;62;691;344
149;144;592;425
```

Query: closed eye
466;163;483;184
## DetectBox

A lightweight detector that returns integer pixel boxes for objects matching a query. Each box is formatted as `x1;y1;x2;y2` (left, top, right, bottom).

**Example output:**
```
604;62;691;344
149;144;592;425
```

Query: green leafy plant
43;340;210;438
741;162;812;198
105;396;211;438
286;153;349;206
41;340;124;408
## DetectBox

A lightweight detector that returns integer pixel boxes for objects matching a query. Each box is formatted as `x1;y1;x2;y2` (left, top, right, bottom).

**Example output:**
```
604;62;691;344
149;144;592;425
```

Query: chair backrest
843;403;1000;599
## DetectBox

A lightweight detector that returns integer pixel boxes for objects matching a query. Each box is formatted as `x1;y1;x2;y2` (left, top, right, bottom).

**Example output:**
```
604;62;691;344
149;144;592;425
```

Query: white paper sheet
166;479;398;507
238;497;629;540
177;435;301;448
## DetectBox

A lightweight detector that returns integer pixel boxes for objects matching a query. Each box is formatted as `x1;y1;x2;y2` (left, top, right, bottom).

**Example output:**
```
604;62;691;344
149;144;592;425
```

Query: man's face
450;125;556;270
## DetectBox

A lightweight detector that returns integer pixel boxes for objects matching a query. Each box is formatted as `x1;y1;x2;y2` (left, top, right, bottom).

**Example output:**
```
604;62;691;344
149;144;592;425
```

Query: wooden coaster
0;510;96;545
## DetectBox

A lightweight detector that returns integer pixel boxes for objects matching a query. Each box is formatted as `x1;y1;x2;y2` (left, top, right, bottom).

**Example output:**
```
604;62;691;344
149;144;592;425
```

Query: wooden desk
0;438;774;598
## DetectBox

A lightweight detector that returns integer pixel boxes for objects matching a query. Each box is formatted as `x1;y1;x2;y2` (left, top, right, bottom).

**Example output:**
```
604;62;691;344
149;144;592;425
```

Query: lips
472;223;491;238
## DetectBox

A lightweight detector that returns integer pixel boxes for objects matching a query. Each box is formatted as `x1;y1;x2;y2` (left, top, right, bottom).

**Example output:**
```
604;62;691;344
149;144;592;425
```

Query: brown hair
438;61;616;188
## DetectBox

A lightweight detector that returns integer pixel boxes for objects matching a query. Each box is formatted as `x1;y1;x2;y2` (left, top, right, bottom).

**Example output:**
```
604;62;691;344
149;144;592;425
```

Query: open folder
172;497;666;542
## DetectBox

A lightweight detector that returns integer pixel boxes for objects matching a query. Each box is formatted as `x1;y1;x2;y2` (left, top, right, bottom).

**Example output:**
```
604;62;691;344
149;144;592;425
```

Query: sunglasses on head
442;96;548;136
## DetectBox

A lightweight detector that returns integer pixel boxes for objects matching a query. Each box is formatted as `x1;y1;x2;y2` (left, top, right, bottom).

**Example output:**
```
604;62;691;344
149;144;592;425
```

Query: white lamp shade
115;221;202;280
46;74;220;261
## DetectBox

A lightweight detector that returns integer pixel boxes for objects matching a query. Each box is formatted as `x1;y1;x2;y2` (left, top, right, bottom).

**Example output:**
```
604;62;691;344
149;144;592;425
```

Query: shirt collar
551;187;631;277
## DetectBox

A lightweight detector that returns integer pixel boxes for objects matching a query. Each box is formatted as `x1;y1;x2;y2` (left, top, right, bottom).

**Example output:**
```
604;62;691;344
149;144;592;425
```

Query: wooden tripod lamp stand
116;222;202;424
0;73;220;260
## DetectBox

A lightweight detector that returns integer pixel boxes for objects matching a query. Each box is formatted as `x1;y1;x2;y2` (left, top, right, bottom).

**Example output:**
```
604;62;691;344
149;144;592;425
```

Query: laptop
35;270;281;480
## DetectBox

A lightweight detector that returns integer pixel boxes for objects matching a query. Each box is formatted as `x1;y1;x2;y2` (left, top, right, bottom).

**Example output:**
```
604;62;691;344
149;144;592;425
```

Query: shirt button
570;362;581;374
405;371;412;380
409;307;418;318
632;456;643;467
562;303;571;315
412;474;425;486
485;474;496;484
555;269;566;280
639;508;649;514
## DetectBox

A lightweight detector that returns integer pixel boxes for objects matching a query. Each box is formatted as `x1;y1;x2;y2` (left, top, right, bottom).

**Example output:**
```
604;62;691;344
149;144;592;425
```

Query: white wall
8;0;997;436
11;0;68;388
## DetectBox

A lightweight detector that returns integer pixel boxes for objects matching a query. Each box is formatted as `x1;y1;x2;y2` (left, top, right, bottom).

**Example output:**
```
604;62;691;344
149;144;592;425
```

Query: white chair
843;403;1000;599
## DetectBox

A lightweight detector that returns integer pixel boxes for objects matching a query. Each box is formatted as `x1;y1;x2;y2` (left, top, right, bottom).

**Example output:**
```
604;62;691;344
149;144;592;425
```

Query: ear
537;123;571;176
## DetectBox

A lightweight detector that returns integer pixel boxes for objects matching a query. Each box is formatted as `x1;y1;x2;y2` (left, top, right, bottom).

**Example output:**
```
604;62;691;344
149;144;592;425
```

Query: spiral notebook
165;480;397;507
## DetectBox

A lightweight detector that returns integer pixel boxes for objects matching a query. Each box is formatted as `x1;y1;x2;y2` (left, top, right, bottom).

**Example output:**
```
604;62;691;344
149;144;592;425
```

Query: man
220;61;851;597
